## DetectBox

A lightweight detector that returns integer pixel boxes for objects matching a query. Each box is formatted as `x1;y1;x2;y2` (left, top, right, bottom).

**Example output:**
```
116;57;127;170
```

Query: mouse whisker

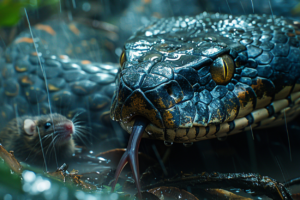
25;139;51;163
42;134;52;140
74;124;91;131
52;127;66;132
74;124;92;131
24;149;37;162
45;134;59;156
72;120;86;125
30;149;44;162
25;137;50;161
74;127;91;136
44;147;55;163
71;111;85;122
51;130;66;137
74;128;91;140
73;122;91;129
73;132;89;147
45;147;54;165
77;129;96;140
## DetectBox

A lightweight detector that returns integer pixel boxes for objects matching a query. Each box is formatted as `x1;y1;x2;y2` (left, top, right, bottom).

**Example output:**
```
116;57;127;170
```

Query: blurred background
1;0;300;199
2;0;300;56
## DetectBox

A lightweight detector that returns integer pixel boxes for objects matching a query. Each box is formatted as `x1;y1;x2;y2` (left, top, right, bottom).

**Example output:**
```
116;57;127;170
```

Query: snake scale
111;12;300;143
1;12;300;198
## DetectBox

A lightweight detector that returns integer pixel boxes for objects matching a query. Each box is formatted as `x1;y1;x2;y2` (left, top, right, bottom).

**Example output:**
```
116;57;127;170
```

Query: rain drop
217;136;227;141
164;141;173;146
82;2;91;12
183;142;193;147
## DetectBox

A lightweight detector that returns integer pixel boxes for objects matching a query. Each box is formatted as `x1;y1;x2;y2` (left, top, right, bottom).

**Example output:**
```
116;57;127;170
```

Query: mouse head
23;113;75;146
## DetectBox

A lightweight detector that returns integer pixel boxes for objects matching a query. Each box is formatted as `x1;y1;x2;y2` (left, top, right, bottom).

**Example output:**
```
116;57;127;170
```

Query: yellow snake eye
210;54;234;85
120;50;126;67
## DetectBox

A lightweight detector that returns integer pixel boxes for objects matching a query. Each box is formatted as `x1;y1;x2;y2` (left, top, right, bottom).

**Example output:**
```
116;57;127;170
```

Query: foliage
102;183;123;193
0;161;133;200
0;0;59;27
0;159;22;192
292;3;300;15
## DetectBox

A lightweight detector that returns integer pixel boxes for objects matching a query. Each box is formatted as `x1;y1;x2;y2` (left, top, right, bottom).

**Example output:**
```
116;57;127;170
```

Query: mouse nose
65;123;73;132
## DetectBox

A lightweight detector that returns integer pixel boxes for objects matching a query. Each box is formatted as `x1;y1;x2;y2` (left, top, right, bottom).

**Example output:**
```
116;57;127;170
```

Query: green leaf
292;3;300;15
102;183;123;193
0;159;23;192
0;0;60;27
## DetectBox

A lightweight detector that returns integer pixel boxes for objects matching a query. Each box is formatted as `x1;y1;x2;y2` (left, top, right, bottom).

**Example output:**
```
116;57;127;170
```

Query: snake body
111;12;300;143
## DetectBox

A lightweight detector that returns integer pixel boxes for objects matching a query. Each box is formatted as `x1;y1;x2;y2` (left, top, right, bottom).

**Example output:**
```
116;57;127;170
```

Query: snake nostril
167;87;173;97
165;81;184;103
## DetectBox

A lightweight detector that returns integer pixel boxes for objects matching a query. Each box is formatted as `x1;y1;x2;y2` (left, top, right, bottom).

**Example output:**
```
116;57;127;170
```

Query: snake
110;12;300;198
1;13;300;198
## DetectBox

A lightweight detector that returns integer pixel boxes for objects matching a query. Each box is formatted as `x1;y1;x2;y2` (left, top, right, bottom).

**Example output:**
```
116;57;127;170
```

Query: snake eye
210;54;234;85
120;50;126;67
44;122;52;130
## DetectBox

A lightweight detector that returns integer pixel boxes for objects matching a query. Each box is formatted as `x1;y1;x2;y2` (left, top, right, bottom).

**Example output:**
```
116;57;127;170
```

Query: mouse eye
44;122;52;130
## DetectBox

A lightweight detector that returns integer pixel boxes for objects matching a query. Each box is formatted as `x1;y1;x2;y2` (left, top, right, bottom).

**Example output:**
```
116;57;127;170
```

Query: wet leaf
0;144;23;174
205;189;253;199
134;192;160;200
139;164;170;190
142;172;292;199
148;186;199;200
47;163;97;191
66;174;97;191
69;169;79;175
80;169;113;186
0;157;22;192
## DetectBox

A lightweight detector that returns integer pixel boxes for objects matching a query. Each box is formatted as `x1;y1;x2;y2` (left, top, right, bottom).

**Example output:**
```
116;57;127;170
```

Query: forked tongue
111;118;149;199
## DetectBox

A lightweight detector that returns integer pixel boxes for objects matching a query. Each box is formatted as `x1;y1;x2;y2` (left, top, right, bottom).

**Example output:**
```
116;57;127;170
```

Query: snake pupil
210;54;234;85
223;60;227;80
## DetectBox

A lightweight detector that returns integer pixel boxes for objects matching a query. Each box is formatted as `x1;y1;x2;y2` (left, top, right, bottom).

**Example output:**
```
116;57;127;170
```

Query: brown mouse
0;113;77;169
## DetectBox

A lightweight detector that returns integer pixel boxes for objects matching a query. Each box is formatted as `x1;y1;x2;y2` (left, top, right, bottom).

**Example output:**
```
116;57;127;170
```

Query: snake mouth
110;75;241;132
114;86;300;143
119;117;215;143
119;91;300;143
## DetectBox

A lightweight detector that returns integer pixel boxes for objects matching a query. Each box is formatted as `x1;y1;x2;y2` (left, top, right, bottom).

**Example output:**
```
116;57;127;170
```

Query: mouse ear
24;119;36;135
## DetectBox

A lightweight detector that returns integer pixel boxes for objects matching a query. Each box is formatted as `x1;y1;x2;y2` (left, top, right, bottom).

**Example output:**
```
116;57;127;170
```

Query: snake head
111;13;300;143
